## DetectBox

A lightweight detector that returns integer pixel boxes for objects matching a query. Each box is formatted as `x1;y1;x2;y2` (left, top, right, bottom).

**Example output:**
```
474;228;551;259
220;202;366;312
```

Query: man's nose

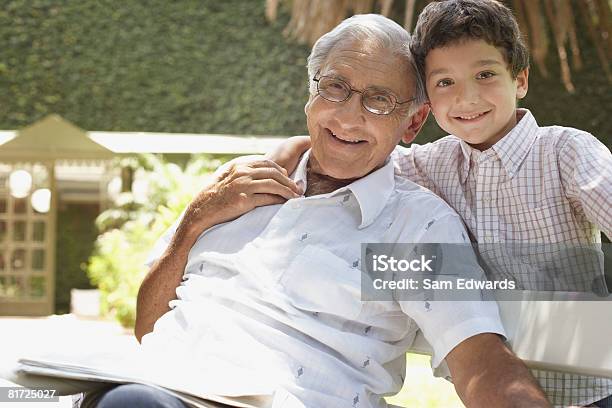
335;92;367;126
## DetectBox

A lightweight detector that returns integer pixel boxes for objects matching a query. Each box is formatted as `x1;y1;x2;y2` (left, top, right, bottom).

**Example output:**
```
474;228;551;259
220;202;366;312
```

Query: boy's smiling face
425;39;528;150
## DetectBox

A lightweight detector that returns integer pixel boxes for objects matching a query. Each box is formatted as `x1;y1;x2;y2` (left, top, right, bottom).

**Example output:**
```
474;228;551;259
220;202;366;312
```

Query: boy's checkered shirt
394;108;612;407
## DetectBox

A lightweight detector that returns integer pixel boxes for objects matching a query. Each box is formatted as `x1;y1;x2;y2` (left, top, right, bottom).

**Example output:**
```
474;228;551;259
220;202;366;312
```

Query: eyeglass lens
317;76;397;115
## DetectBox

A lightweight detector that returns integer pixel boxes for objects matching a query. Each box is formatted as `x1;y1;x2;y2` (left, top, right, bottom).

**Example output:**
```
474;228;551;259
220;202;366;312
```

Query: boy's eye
435;78;454;87
476;71;496;79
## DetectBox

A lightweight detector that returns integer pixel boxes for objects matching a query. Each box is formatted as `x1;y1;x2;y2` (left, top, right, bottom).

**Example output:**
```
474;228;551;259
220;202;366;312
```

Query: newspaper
5;293;612;407
8;344;271;408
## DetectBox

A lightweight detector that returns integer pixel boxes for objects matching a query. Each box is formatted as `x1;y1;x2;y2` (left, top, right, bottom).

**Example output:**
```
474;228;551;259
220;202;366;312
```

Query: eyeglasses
312;73;416;115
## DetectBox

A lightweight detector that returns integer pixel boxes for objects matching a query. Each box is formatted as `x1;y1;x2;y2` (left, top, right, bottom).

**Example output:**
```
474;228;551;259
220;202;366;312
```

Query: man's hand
182;159;303;237
134;159;302;343
446;333;550;407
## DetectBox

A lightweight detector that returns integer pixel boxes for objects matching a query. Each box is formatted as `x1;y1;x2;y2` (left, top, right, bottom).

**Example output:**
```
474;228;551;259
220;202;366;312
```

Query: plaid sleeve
558;131;612;238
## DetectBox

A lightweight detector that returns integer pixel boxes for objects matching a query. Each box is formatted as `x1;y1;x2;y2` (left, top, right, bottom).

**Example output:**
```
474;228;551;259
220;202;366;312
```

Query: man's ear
515;68;529;99
401;104;430;144
304;94;315;115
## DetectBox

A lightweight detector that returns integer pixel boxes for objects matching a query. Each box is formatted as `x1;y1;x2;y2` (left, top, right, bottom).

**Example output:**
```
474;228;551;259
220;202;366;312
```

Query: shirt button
291;202;301;209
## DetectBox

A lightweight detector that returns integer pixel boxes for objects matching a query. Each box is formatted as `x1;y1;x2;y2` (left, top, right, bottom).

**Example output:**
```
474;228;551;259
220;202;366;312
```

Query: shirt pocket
279;245;364;320
504;204;555;242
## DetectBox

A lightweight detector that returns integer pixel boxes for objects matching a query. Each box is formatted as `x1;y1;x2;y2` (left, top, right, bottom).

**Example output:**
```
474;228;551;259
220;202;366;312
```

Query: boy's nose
455;82;480;104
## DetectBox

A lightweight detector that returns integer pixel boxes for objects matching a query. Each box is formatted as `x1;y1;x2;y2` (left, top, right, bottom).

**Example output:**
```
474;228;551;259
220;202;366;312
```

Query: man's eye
371;94;392;103
435;78;453;87
477;71;495;79
327;81;346;90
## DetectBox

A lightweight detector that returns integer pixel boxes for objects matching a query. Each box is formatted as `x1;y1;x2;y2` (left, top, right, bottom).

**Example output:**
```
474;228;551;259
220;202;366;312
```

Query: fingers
248;159;288;176
248;179;301;200
249;168;301;195
237;161;303;195
209;159;304;217
251;193;288;208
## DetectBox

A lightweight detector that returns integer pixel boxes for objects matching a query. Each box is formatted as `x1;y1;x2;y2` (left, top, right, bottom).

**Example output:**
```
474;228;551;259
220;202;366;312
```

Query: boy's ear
515;68;529;99
401;104;430;144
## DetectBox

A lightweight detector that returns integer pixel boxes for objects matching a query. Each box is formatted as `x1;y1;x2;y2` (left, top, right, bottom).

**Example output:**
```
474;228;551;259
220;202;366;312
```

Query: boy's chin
465;140;495;151
453;129;505;151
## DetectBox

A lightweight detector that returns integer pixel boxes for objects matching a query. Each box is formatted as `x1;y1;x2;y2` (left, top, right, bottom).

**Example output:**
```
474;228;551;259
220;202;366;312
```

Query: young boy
267;1;612;406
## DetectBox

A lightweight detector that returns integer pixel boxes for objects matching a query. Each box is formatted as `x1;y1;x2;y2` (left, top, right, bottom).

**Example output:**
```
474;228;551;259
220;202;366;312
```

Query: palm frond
265;0;612;92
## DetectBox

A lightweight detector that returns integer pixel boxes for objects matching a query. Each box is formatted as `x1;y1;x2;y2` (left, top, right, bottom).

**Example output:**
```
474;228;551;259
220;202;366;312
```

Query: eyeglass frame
312;71;416;115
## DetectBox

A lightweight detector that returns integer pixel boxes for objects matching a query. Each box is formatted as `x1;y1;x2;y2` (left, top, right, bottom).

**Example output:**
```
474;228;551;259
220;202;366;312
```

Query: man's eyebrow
323;72;398;94
321;71;349;83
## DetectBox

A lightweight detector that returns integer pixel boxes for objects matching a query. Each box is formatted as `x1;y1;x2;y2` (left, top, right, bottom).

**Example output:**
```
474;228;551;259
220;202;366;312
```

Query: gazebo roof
0;114;291;160
0;114;115;162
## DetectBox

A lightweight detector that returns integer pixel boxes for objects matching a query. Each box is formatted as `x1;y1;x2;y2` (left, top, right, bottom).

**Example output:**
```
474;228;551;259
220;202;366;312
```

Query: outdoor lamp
9;169;32;198
31;188;51;213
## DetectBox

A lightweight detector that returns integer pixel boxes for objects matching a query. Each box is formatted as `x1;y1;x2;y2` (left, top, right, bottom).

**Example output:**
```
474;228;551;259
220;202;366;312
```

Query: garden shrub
87;154;226;327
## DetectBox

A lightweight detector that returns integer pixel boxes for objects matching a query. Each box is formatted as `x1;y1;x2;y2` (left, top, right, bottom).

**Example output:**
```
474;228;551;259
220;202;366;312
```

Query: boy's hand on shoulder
265;135;312;176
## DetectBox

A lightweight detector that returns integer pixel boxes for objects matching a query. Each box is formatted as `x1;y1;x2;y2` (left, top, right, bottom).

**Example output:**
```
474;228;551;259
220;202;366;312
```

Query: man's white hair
306;14;427;107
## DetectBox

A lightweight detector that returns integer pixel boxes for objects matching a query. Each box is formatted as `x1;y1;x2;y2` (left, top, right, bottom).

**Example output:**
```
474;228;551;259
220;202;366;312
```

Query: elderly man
91;14;550;408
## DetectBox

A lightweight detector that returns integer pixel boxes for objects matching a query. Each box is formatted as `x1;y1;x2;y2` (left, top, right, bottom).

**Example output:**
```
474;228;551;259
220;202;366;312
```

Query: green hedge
87;154;222;327
0;0;608;146
0;0;310;135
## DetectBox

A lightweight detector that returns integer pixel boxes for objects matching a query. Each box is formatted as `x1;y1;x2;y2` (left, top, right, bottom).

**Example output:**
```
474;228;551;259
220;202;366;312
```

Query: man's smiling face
304;40;420;181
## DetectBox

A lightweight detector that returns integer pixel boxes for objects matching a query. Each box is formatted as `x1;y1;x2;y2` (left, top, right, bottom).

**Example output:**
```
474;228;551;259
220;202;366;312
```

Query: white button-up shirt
393;109;612;407
143;151;504;408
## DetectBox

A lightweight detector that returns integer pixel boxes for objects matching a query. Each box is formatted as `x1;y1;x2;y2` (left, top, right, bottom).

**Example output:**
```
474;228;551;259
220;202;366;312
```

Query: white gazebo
0;114;289;316
0;114;114;315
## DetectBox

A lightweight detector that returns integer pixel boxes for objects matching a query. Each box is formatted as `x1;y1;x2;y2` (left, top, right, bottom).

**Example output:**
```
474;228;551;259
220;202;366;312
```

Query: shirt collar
458;138;473;184
291;149;310;191
458;109;539;180
491;109;538;178
292;150;396;229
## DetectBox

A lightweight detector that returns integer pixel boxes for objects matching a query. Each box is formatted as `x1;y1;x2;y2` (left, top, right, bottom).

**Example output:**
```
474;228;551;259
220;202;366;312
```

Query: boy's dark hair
410;0;529;83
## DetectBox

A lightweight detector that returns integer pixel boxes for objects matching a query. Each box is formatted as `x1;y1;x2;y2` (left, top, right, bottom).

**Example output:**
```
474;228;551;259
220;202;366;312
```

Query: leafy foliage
0;0;310;135
87;154;224;327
